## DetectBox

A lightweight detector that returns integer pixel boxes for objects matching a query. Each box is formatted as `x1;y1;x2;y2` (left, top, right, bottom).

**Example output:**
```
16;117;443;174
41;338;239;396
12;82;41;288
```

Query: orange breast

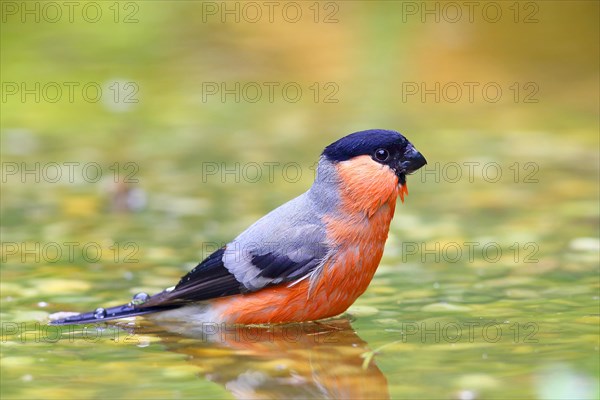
213;156;400;324
310;156;399;315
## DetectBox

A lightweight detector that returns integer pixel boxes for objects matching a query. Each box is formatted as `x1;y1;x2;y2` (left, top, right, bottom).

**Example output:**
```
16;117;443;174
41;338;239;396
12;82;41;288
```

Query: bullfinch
50;129;427;325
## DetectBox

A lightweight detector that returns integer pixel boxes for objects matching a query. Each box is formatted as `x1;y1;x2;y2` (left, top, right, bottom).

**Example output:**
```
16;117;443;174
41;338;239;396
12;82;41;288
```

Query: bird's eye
373;148;390;162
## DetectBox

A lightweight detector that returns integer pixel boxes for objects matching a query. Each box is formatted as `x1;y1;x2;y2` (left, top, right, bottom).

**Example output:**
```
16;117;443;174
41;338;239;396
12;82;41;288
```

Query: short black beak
400;146;427;174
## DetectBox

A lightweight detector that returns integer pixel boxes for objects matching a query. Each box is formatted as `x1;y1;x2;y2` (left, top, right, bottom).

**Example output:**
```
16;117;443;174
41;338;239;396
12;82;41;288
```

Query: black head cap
322;129;427;184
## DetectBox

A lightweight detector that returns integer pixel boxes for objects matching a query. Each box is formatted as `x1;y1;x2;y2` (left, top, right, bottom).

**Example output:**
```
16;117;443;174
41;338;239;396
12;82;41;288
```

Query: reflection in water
123;318;389;399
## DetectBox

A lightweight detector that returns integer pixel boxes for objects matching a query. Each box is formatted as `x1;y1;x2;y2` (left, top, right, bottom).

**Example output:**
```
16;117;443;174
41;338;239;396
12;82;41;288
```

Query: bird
49;129;427;326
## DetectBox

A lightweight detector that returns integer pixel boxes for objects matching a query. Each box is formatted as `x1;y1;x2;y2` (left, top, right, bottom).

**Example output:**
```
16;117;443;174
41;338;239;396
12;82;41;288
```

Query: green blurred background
1;1;598;399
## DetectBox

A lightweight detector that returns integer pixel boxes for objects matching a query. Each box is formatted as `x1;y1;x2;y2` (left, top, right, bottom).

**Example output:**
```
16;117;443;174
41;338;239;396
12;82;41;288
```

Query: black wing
142;247;244;307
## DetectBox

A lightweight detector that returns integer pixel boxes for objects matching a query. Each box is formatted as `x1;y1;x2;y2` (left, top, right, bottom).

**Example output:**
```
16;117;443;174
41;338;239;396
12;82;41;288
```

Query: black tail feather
49;303;180;326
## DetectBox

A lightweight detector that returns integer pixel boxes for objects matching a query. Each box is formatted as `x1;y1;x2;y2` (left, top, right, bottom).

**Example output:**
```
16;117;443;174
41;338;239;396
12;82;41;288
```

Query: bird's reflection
122;317;389;399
